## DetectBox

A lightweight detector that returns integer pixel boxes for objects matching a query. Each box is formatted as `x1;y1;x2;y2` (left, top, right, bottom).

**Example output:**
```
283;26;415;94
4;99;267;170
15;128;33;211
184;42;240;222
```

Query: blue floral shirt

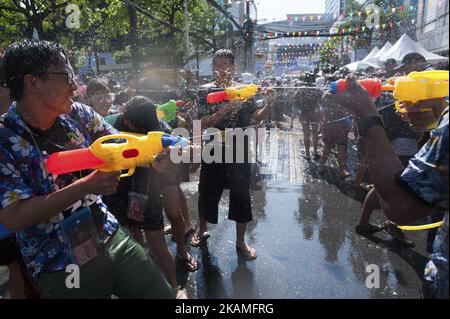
0;102;119;281
400;107;449;299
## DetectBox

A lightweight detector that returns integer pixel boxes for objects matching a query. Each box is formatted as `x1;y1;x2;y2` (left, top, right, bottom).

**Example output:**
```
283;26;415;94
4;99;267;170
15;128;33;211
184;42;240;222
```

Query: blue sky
255;0;326;23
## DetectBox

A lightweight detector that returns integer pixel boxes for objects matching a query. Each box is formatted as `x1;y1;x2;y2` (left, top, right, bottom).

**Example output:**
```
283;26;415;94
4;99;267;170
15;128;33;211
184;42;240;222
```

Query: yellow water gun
207;84;259;104
46;132;189;178
383;70;449;113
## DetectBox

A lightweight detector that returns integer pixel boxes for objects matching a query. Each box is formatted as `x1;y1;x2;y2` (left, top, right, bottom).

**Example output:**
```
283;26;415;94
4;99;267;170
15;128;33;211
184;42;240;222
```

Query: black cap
395;52;426;71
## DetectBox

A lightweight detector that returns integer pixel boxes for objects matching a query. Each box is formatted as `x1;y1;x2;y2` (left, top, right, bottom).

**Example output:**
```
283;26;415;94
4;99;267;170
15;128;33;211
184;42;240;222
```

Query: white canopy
379;34;447;63
362;47;380;63
342;61;380;71
373;42;393;60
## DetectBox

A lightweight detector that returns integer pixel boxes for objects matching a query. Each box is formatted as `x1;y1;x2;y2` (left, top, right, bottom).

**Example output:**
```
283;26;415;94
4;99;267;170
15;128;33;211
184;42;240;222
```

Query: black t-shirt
195;82;259;130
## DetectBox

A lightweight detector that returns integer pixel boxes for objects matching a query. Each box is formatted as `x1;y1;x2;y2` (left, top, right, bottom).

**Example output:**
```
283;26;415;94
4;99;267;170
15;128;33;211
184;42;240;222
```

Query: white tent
362;47;380;63
342;61;380;71
373;42;393;60
379;34;447;63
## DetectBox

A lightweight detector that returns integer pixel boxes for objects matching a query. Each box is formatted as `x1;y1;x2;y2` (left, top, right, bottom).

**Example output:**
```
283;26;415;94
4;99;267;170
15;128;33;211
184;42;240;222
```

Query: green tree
0;0;229;69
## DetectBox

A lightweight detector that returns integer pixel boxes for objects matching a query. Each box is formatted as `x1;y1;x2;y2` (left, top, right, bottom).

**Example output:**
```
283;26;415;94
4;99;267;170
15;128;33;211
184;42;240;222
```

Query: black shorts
0;235;21;266
198;162;252;224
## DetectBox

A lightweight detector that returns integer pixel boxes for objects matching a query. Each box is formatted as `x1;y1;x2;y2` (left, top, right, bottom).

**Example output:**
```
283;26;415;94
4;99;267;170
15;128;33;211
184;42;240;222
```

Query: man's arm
200;101;239;128
363;124;433;224
252;100;274;123
252;89;276;123
0;171;120;232
328;79;435;225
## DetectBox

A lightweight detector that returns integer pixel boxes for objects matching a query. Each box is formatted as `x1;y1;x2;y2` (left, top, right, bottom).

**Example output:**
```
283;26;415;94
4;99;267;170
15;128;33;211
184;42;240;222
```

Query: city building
416;0;449;56
256;14;334;74
325;0;346;21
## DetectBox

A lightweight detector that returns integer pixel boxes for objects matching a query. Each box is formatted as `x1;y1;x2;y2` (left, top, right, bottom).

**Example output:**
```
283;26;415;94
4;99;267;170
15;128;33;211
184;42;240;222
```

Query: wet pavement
0;120;430;299
173;121;429;299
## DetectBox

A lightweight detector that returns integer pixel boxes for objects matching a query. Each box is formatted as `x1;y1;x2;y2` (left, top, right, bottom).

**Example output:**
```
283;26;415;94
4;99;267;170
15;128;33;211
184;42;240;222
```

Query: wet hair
2;39;68;101
385;58;397;66
86;79;110;99
122;96;160;133
213;49;235;65
402;52;426;65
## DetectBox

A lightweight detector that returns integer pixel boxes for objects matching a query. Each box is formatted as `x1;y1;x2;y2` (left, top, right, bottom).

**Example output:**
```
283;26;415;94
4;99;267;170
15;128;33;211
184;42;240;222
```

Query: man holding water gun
0;40;174;298
190;49;275;260
328;72;448;299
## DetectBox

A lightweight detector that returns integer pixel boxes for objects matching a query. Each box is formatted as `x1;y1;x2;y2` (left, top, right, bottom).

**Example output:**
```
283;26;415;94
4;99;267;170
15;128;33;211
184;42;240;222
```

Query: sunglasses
34;69;76;86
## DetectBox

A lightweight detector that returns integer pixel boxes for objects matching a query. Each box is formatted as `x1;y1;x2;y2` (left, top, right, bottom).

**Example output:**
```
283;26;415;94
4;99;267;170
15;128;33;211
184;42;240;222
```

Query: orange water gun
46;132;189;178
329;71;449;110
207;84;259;104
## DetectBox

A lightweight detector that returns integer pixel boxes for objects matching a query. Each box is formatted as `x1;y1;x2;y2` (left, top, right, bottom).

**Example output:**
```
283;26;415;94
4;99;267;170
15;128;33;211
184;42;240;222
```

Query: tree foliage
0;0;227;68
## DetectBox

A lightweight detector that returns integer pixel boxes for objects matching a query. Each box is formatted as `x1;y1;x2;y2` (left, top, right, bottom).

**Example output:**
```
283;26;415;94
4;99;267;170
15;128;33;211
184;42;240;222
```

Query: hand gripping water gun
207;84;259;104
385;70;449;113
156;100;184;122
329;71;449;110
46;132;189;178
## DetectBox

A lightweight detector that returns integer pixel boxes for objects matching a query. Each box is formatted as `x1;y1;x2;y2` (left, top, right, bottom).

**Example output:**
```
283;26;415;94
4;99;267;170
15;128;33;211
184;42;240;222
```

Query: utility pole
184;0;190;61
244;0;254;73
127;2;139;70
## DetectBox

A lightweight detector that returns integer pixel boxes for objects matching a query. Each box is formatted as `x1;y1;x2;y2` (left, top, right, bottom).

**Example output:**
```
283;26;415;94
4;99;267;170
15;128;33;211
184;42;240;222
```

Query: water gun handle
90;133;142;178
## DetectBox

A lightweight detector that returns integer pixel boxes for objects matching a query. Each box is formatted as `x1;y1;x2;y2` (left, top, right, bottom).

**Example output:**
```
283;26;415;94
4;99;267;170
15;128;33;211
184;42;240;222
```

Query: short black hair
213;49;235;65
385;58;397;66
2;39;68;101
402;52;426;65
123;96;160;133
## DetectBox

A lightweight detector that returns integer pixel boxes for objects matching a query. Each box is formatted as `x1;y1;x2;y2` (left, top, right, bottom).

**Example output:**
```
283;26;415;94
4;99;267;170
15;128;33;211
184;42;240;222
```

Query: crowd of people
0;39;448;299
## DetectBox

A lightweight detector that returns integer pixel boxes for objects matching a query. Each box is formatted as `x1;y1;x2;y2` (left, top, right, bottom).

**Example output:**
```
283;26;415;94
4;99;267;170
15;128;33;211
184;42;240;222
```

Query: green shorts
37;226;175;299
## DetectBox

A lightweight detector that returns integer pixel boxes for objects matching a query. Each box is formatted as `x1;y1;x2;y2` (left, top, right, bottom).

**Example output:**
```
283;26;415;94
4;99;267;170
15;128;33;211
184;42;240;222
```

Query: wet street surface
174;121;429;299
0;120;430;299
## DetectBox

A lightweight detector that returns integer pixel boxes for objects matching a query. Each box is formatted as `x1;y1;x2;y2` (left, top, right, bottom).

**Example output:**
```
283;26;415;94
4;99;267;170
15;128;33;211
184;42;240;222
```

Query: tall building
325;0;345;20
256;14;334;74
416;0;449;55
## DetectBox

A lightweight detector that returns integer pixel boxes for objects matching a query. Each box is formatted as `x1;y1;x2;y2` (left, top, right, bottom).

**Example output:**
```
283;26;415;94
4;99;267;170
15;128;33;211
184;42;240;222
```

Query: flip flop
190;231;210;247
176;254;198;272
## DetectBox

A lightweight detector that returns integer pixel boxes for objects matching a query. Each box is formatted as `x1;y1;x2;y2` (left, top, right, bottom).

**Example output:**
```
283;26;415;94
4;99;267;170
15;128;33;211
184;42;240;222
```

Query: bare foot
236;243;257;260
